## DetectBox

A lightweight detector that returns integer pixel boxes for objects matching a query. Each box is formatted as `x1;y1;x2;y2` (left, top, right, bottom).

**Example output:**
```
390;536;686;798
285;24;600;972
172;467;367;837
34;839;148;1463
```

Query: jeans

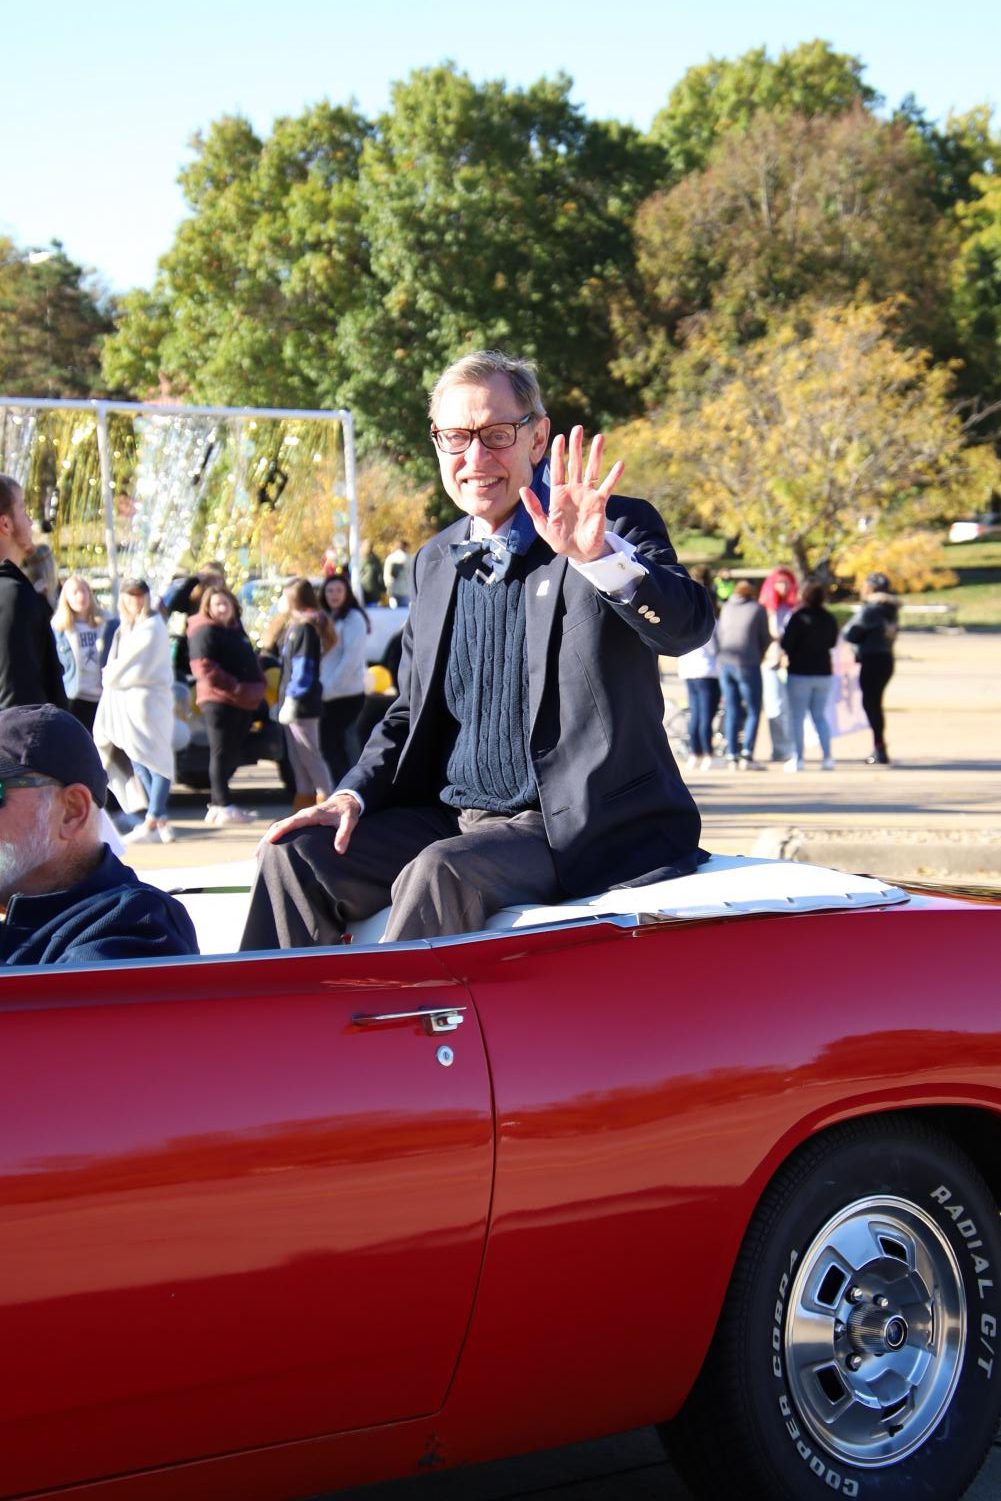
685;678;720;757
133;762;170;820
762;665;793;759
719;662;762;758
786;674;833;760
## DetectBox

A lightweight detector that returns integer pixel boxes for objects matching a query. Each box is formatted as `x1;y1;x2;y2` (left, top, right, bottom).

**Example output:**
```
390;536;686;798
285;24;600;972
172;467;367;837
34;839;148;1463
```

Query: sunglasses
0;773;61;808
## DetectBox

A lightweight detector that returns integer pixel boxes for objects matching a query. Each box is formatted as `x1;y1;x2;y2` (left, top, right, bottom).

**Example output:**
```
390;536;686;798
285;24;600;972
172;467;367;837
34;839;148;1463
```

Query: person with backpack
843;572;899;765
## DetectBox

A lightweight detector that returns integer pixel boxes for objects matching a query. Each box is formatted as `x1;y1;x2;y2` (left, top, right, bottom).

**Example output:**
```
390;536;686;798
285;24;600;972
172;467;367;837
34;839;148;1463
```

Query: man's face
1;486;34;562
0;786;59;905
433;375;550;530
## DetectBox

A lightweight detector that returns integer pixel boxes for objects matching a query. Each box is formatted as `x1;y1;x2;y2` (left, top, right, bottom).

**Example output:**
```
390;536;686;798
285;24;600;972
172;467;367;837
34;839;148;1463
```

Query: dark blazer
341;496;715;899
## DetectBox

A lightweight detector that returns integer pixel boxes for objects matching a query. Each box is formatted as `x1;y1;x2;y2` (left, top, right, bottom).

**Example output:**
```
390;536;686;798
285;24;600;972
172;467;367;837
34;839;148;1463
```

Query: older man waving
241;350;714;948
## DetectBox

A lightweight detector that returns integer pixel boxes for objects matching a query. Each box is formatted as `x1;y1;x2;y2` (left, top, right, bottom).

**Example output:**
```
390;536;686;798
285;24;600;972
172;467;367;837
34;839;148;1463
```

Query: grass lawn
675;533;1001;630
920;538;1001;629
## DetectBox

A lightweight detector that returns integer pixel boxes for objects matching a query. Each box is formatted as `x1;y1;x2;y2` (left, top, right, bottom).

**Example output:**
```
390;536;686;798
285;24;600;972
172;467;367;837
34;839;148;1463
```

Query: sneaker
685;754;699;772
739;752;763;771
866;747;890;765
156;821;175;844
726;756;739;771
821;756;836;770
216;804;254;825
784;756;804;773
123;820;158;845
699;755;714;772
204;805;222;826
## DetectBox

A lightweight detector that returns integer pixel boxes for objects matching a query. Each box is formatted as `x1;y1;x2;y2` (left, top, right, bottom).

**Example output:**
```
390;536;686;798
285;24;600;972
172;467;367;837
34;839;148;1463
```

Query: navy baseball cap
0;704;108;808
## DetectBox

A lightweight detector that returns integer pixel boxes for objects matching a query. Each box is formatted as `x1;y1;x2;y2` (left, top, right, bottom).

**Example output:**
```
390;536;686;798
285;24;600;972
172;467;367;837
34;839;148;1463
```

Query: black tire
664;1115;1001;1501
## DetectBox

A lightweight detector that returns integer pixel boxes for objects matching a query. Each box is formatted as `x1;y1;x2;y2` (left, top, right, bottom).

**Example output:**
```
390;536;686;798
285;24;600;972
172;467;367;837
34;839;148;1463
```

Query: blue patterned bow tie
448;534;514;584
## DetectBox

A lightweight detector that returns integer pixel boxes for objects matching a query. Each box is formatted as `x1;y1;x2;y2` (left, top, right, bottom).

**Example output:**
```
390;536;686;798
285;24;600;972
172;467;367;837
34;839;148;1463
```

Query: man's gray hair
429;351;547;422
0;474;23;519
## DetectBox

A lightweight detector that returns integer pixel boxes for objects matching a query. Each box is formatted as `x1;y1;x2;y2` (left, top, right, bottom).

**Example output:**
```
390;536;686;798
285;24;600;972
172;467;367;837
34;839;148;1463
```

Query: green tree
647;39;877;181
0;238;112;397
338;65;658;495
893;99;1001;210
621;107;952;398
952;169;1001;395
102;104;371;407
648;301;1001;579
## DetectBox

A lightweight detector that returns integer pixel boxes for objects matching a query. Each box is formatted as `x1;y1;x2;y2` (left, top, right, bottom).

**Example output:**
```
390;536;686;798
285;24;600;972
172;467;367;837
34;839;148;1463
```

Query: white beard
0;790;58;906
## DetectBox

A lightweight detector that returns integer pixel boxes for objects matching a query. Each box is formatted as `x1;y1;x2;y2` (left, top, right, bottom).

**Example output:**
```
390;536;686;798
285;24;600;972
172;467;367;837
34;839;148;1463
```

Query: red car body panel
0;895;998;1499
0;948;491;1495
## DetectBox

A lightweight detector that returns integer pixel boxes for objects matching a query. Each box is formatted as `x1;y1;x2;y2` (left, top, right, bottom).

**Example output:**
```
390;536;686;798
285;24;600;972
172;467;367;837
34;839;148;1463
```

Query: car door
0;943;491;1496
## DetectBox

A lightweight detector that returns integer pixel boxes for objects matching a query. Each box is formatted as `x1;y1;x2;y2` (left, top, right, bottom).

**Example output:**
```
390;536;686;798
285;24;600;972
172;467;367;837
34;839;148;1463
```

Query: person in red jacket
187;586;266;826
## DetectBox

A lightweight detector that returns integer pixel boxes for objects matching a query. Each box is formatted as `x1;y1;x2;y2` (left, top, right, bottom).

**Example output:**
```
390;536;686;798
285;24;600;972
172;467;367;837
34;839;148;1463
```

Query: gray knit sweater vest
440;569;536;812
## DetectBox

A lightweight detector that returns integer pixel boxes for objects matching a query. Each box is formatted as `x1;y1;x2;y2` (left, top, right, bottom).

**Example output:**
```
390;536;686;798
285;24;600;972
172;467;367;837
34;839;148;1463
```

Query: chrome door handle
352;1006;466;1034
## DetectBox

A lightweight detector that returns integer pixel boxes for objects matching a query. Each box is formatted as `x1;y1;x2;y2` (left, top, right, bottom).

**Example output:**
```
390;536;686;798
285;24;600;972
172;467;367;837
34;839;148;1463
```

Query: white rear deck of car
143;853;909;956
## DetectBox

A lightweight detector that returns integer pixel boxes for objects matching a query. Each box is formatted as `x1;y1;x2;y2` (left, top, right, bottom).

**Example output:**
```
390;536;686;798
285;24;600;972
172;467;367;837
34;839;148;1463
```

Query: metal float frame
0;396;358;603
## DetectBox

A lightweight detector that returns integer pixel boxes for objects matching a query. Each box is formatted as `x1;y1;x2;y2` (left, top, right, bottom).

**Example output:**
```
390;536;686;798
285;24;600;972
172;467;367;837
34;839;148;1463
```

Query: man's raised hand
520;425;624;564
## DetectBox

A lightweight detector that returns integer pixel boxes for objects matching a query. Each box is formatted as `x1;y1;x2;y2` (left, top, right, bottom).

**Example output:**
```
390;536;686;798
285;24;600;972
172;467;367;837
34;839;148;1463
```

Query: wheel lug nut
834;1321;846;1338
849;1286;865;1303
846;1354;863;1371
874;1295;889;1309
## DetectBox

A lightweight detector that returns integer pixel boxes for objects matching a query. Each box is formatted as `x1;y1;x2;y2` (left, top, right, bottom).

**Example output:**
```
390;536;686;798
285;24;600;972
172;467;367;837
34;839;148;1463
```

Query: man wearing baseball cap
0;704;198;965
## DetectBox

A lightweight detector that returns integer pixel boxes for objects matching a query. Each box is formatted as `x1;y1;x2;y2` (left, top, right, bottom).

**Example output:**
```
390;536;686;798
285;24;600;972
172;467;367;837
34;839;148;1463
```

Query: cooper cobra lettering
773;1253;860;1495
778;1396;860;1495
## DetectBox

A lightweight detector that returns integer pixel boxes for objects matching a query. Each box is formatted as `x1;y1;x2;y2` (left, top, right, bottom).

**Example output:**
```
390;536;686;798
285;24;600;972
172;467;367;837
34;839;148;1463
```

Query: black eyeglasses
431;412;535;454
0;773;60;809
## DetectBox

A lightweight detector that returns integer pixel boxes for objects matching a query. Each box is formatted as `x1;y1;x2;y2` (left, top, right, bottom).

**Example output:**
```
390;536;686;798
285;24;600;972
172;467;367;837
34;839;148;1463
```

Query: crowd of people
0;471;382;852
0;349;904;965
675;564;899;772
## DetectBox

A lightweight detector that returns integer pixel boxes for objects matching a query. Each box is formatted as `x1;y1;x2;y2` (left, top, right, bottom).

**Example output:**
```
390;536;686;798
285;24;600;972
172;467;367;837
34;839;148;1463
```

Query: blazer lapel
524;540;568;736
407;519;464;711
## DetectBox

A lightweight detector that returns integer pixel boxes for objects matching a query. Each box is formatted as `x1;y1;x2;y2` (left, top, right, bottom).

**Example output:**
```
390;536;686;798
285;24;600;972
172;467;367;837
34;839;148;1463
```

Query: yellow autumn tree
651;300;1001;579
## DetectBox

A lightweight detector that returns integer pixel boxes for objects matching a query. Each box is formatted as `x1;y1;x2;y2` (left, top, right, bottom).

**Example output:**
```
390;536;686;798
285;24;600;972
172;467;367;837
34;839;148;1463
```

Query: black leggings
859;655;894;746
320;694;365;785
201;701;253;806
69;698;98;734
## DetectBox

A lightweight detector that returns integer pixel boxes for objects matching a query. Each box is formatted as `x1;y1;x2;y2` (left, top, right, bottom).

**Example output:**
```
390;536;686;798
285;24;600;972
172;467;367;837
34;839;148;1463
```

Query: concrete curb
753;826;1001;881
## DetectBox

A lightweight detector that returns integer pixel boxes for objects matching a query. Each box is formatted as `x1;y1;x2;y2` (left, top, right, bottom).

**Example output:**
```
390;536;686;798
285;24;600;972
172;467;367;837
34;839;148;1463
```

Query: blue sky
3;0;999;294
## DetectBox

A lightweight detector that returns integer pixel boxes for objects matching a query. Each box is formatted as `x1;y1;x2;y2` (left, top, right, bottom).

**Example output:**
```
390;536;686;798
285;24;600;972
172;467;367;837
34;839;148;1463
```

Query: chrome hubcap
784;1196;966;1466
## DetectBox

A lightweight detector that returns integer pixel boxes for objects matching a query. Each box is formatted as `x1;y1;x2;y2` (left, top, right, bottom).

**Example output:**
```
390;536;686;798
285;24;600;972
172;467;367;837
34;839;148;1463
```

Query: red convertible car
2;853;1000;1501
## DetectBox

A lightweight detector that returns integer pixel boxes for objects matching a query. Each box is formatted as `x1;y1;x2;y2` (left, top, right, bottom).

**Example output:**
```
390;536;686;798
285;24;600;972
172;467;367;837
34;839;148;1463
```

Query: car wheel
663;1116;1001;1501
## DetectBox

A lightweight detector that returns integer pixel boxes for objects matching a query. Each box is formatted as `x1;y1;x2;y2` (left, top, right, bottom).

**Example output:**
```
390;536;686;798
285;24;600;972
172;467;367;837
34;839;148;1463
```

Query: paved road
670;630;1001;869
126;631;1001;878
327;1425;1001;1500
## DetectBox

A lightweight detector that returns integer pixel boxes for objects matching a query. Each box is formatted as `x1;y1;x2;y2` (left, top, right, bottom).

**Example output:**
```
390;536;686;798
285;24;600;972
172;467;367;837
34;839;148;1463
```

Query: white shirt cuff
569;532;647;598
335;787;365;814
